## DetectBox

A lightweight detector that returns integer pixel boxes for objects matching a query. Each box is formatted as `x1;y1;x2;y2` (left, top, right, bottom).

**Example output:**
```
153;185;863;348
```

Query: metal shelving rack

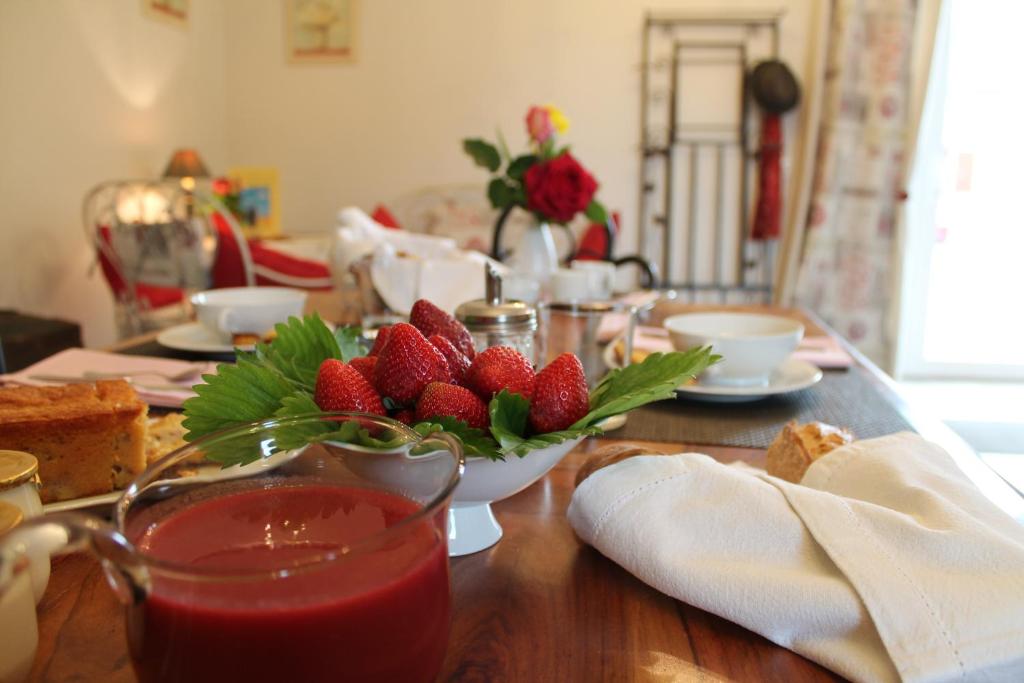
639;10;784;302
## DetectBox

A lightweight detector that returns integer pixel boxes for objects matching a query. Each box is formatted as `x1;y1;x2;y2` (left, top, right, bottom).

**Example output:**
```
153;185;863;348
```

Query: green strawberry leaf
412;416;502;460
488;390;530;450
252;314;342;388
487;389;601;457
573;346;719;429
334;326;368;362
182;358;297;440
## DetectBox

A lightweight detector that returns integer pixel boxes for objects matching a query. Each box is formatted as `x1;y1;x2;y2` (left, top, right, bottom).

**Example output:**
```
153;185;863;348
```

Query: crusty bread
765;421;853;483
0;381;148;502
575;443;671;487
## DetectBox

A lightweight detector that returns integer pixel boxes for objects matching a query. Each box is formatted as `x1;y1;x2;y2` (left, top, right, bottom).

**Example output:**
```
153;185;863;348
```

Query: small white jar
0;501;38;683
0;452;48;603
0;451;42;521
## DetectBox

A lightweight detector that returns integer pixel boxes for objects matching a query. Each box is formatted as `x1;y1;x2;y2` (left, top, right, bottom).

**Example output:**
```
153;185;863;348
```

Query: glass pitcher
0;414;464;683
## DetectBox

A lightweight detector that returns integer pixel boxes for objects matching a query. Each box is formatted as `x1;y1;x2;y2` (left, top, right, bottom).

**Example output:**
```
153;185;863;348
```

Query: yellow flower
545;105;570;135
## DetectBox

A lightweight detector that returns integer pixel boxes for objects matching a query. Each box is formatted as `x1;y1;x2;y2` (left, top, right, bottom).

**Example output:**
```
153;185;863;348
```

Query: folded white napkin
568;433;1024;683
0;348;214;408
333;207;505;314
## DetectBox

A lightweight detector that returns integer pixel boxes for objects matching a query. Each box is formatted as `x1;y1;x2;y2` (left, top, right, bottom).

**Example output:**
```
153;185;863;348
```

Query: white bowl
449;437;584;556
664;312;803;387
191;287;307;340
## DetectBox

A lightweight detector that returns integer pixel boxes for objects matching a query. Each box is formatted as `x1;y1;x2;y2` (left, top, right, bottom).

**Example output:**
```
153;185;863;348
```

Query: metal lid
0;501;23;534
455;299;537;332
0;451;39;492
543;301;637;315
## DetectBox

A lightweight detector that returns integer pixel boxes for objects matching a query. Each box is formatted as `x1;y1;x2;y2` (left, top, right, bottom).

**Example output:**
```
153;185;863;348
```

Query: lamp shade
162;149;209;179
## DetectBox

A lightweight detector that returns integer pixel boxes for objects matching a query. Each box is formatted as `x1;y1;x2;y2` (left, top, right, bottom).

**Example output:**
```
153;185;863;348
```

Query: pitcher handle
1;512;148;608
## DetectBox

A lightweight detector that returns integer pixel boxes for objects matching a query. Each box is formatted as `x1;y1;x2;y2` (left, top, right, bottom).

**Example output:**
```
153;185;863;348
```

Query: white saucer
676;357;823;403
156;322;250;354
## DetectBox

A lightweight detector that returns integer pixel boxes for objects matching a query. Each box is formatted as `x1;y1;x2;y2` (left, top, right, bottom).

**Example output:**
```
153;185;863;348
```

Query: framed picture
227;167;282;239
142;0;189;28
285;0;357;64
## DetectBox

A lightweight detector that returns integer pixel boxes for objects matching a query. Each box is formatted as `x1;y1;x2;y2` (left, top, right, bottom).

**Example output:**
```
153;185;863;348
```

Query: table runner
610;367;914;448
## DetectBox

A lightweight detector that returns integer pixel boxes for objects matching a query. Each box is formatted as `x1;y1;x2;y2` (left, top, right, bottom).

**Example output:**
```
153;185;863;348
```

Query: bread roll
765;421;853;483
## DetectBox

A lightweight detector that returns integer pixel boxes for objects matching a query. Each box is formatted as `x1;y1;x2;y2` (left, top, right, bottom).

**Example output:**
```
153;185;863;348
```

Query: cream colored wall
224;0;819;255
0;0;228;347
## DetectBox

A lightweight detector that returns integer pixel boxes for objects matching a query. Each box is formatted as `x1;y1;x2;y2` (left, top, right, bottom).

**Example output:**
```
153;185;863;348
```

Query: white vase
510;221;559;290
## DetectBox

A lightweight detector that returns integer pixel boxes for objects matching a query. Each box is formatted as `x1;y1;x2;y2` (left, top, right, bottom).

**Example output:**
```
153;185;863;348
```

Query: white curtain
781;0;933;367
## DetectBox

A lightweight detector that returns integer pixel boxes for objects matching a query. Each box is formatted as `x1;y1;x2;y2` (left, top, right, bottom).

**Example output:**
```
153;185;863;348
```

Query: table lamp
162;149;209;192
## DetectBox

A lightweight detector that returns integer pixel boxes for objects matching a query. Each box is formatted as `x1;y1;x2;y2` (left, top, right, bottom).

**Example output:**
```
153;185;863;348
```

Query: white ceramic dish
157;321;250;354
663;312;803;387
191;287;307;340
448;437;584;556
675;357;822;403
602;339;822;403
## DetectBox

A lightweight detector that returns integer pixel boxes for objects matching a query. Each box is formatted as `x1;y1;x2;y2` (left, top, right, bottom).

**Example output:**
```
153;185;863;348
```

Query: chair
85;182;331;338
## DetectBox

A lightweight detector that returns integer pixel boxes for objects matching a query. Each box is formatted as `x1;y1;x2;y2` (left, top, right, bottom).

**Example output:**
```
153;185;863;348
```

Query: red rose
523;153;598;224
211;177;232;196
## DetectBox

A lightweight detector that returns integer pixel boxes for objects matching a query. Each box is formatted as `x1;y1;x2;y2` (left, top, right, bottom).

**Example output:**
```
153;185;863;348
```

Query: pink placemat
0;348;217;408
621;326;853;370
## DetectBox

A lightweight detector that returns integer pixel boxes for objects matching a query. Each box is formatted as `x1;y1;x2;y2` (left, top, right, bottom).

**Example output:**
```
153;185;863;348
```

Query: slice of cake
0;381;148;503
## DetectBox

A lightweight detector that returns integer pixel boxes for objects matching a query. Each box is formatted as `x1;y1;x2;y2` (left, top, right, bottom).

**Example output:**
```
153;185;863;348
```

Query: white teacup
191;287;307;340
570;260;617;300
664;312;804;386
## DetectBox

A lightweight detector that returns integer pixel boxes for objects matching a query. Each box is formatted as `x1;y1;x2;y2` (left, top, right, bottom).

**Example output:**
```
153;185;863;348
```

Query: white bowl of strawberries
183;299;717;557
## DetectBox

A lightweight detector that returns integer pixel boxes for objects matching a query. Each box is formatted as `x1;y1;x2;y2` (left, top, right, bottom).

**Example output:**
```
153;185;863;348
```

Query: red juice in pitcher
128;484;451;683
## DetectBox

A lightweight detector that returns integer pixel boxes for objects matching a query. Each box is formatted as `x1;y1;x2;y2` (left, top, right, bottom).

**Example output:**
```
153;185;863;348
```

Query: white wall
0;0;228;347
0;0;820;348
224;0;819;256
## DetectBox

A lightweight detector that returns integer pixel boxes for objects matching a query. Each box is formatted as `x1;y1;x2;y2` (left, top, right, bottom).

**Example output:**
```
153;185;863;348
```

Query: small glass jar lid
455;299;537;333
0;451;40;493
0;501;23;534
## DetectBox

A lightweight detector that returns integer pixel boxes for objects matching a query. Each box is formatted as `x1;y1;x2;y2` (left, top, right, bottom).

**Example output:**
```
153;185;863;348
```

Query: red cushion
371;204;401;229
248;241;333;290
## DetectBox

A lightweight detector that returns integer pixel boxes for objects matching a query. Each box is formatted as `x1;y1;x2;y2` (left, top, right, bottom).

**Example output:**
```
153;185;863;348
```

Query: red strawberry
349;355;377;384
528;353;589;433
368;326;392;356
314;359;386;416
415;382;489;429
410;299;475;359
466;346;535;400
373;323;453;405
392;408;415;425
428;334;470;384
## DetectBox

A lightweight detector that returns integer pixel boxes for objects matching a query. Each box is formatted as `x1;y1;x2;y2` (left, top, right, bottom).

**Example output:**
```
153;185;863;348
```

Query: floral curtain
793;0;917;366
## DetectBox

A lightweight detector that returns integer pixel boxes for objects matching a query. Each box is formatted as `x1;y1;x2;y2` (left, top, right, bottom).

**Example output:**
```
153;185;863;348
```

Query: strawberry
373;322;453;405
392;408;415;425
466;346;535;400
410;299;475;359
349;355;377;384
428;334;470;384
528;353;589;433
415;382;489;429
314;359;386;416
368;326;392;356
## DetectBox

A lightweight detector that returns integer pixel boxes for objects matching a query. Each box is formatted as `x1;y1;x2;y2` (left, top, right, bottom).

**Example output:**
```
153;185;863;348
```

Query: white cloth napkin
333;207;505;314
0;348;215;408
568;433;1024;683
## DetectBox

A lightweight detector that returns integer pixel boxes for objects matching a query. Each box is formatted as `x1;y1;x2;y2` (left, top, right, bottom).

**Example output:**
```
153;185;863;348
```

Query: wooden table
26;300;1024;682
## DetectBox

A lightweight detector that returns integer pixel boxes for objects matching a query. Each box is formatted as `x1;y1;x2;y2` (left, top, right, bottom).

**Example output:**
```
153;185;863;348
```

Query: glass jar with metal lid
455;266;538;363
0;451;42;522
539;300;638;387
